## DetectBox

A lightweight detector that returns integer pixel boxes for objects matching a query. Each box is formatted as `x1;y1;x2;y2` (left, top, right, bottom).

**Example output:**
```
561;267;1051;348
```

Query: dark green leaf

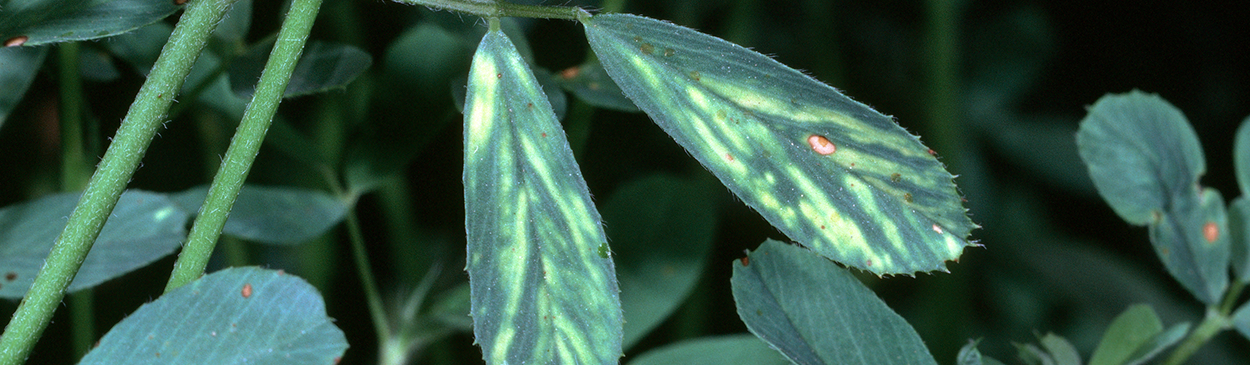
1077;91;1229;304
0;46;47;130
958;340;1007;365
171;185;350;245
1089;304;1162;365
463;29;622;364
629;334;790;365
0;0;183;46
98;21;171;75
0;190;189;298
732;239;937;365
583;13;974;275
602;175;717;349
555;59;639;112
230;40;372;99
79;267;348;364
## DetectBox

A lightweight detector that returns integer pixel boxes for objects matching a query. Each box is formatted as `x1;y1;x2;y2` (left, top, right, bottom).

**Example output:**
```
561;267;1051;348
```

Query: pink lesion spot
1203;222;1219;243
808;135;836;155
931;224;944;234
241;283;253;298
726;153;734;162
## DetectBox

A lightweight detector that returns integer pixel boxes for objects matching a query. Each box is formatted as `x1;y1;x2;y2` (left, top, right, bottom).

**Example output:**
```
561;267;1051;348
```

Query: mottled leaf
582;13;974;275
171;185;350;245
1077;91;1229;304
0;190;189;298
629;334;790;365
732;239;937;365
0;0;183;46
603;175;717;349
79;267;348;364
0;46;47;130
463;29;622;364
230;40;372;99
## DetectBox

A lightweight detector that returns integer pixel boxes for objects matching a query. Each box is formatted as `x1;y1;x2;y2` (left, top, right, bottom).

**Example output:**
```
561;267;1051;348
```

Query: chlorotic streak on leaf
581;13;975;275
463;29;623;364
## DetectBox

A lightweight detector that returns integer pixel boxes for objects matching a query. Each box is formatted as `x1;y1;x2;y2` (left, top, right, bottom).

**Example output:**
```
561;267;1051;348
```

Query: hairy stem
165;0;325;292
0;0;240;362
1160;307;1230;365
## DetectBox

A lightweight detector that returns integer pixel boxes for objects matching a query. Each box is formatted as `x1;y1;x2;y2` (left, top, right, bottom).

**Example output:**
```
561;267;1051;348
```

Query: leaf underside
582;13;974;275
463;29;622;364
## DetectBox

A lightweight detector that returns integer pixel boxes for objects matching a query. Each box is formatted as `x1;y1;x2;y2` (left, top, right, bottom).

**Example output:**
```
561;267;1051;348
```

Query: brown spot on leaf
739;256;749;266
890;173;901;183
726;153;734;162
688;71;701;81
904;193;913;203
241;283;252;298
640;43;654;54
931;224;944;234
5;272;16;281
559;66;580;79
496;73;502;79
663;48;675;57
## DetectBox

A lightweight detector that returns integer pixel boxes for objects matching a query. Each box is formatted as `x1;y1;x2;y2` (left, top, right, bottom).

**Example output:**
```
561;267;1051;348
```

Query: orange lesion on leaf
807;135;836;155
1203;222;1219;243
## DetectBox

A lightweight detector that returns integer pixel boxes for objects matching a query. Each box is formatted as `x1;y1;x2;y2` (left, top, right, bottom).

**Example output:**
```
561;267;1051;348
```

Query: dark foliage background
2;0;1249;363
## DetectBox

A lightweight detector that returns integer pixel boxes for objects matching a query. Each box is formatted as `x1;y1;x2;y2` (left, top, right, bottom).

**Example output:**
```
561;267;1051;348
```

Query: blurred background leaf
0;0;183;46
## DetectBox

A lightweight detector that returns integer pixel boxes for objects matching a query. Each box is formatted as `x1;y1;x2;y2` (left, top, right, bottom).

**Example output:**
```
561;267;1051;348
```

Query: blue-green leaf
629;334;790;365
79;267;348;364
0;190;189;298
463;28;622;364
0;46;47;130
1077;91;1229;304
582;13;974;275
1233;302;1250;342
0;0;183;46
732;239;937;365
171;185;350;245
1230;116;1250;281
602;175;717;349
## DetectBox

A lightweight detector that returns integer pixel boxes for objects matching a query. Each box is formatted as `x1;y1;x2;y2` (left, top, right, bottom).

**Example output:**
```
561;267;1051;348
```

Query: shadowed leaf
0;0;183;46
0;47;47;130
0;190;189;298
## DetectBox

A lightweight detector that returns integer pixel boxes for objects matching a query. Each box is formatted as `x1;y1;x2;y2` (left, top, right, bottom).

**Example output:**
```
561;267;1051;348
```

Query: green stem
58;42;89;191
1219;280;1245;315
922;0;961;169
58;41;97;361
346;210;393;348
390;0;587;20
1160;307;1230;365
165;0;325;292
0;0;239;362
